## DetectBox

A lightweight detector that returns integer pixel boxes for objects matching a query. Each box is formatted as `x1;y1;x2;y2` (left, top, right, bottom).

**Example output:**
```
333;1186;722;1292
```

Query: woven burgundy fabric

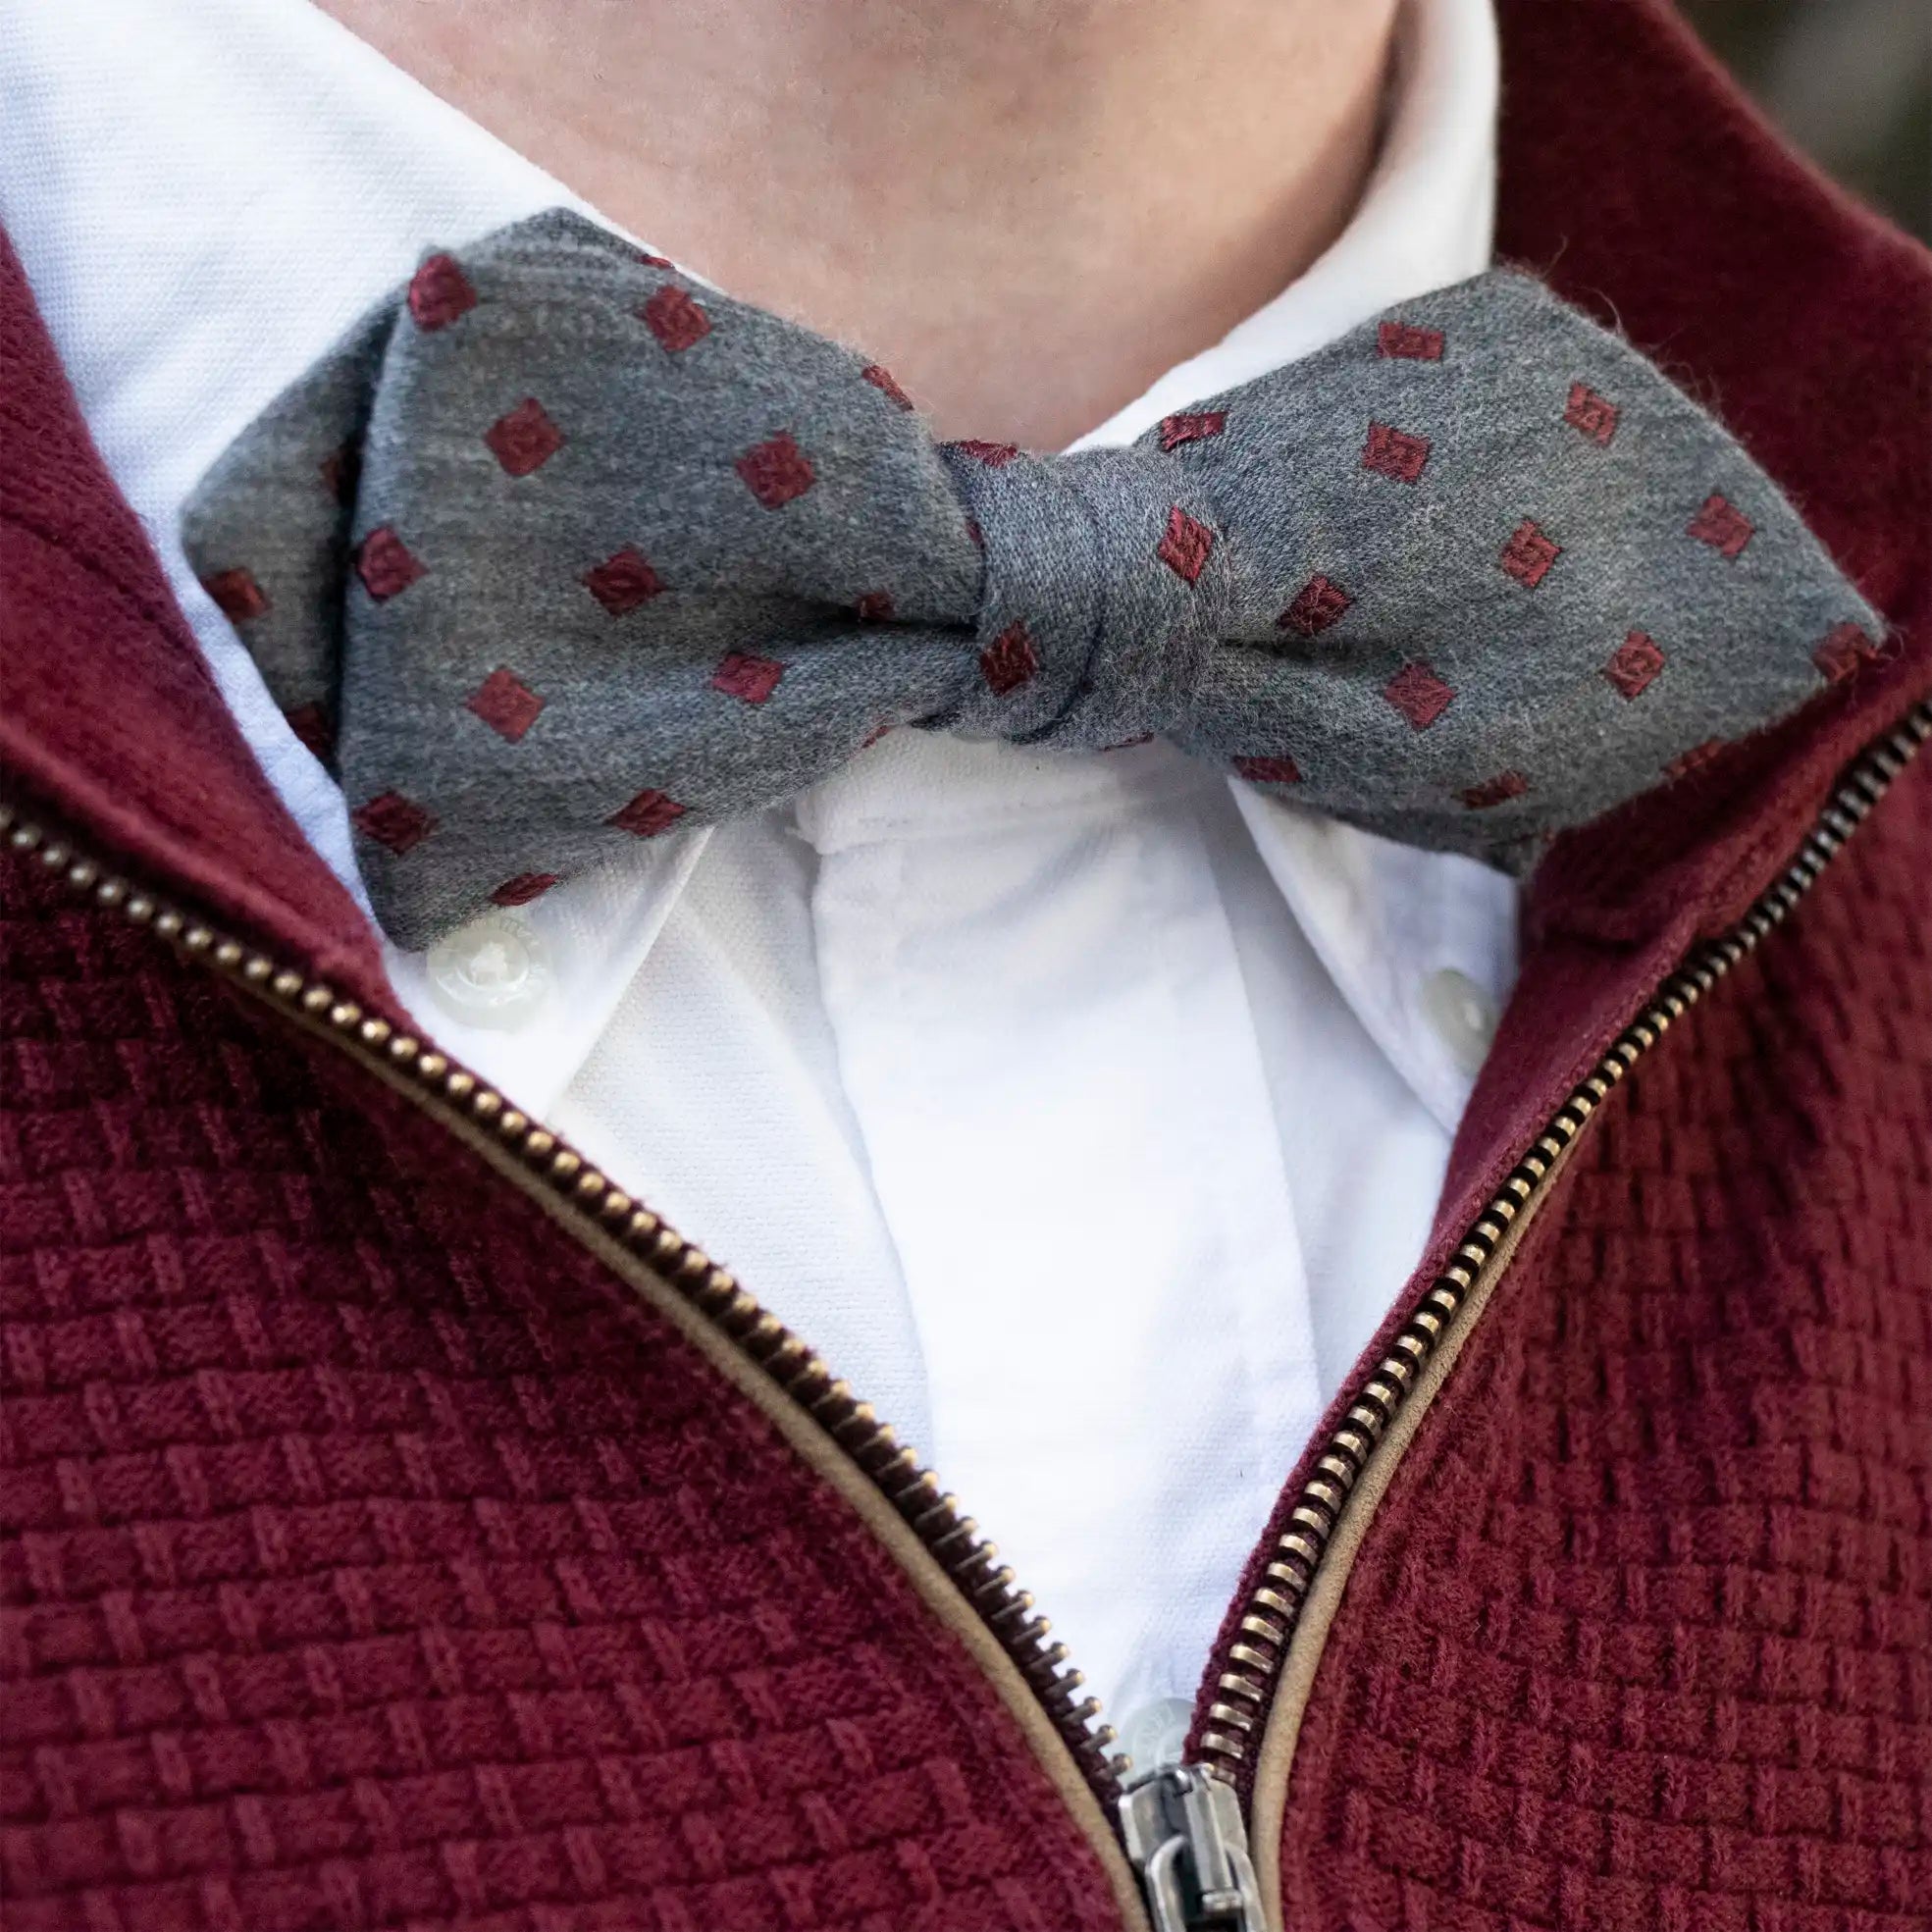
3;1;1931;1927
0;851;1127;1932
1279;742;1932;1932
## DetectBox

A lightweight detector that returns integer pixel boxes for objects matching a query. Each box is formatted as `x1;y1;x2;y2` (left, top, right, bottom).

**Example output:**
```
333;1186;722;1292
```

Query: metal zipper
0;795;1126;1801
4;692;1924;1932
1186;695;1932;1819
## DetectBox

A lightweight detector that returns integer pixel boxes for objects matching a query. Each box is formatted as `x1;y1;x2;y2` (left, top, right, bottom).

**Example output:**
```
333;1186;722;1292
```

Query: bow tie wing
183;209;985;950
1160;269;1884;866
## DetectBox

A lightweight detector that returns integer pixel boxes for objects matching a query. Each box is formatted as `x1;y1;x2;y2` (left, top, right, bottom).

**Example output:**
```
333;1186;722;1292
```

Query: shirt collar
1;0;1506;1126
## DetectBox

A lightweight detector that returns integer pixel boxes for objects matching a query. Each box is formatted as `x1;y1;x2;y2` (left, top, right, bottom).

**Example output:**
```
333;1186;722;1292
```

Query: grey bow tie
183;209;1879;951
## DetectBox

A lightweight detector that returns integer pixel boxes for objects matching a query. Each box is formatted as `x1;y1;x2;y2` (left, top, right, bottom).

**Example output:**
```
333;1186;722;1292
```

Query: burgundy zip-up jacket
3;4;1929;1927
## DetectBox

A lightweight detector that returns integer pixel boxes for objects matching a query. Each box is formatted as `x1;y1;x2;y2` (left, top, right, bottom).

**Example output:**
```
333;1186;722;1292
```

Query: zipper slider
1118;1764;1266;1931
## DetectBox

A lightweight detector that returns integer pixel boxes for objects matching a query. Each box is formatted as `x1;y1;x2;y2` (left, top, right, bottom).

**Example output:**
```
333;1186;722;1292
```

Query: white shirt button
1419;966;1499;1076
426;912;553;1029
1117;1697;1194;1773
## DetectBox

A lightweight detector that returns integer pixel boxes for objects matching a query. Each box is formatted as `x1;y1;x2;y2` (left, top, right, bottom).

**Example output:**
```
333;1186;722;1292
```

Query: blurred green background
1681;0;1930;240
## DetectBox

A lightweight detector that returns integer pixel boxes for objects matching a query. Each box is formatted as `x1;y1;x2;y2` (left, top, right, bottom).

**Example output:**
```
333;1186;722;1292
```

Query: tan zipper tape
1248;1133;1581;1927
268;997;1158;1932
0;797;1150;1932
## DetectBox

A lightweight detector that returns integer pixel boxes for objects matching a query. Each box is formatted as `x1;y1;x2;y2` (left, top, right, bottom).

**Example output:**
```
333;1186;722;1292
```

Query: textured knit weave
0;847;1128;1932
4;0;1931;1926
178;213;1877;950
1279;743;1932;1930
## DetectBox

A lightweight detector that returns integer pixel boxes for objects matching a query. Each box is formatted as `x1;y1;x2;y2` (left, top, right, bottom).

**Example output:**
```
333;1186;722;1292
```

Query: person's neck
317;0;1403;447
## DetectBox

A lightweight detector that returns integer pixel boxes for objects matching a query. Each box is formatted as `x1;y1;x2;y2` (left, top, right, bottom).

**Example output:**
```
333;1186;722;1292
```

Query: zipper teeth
0;797;1126;1802
1193;696;1932;1788
5;698;1924;1825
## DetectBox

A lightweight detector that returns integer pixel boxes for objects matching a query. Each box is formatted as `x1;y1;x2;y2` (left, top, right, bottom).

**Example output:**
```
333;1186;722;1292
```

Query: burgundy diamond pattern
352;791;436;855
1384;662;1455;730
201;568;269;624
1499;520;1562;590
354;526;424;600
1378;321;1444;361
641;285;711;353
1279;575;1352;637
736;433;816;508
1159;411;1227;451
1565;383;1620;446
711;653;786;705
406;252;476;332
1156;506;1215;586
466;667;546;743
862;364;914;411
1813;621;1880;684
492;872;560;907
1234;756;1302;785
583;548;665;615
1460;770;1531;809
1604;631;1666;699
1362;421;1432;485
979;622;1039;697
607;789;689;838
1687;493;1754;558
179;259;1885;946
485;398;565;478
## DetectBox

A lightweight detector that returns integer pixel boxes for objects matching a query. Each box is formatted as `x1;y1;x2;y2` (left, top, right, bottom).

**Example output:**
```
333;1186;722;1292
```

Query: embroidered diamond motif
1604;631;1666;699
354;526;425;600
979;621;1039;696
854;592;895;623
1499;519;1561;590
285;704;335;759
1156;506;1215;586
485;398;565;477
736;433;816;507
1234;756;1302;785
1813;621;1880;684
1667;739;1726;779
1159;411;1227;451
1460;770;1530;809
640;284;711;353
1384;662;1454;730
1279;575;1351;637
352;791;436;855
1378;321;1444;361
201;568;268;624
1565;383;1620;446
492;872;560;908
954;440;1020;468
862;364;914;410
466;667;546;742
1688;493;1754;558
711;653;786;705
1362;421;1432;485
407;253;476;332
607;789;689;838
583;548;665;615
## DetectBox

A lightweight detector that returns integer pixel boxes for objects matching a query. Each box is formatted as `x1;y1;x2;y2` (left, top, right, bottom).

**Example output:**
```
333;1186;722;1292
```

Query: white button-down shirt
2;0;1510;1733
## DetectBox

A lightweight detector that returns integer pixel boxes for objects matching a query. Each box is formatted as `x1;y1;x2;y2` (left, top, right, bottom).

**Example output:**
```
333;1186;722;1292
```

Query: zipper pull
1118;1764;1266;1931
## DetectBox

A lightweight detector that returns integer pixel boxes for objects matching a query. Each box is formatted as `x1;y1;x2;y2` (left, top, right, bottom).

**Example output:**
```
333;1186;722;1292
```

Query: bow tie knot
183;208;1880;951
936;443;1231;751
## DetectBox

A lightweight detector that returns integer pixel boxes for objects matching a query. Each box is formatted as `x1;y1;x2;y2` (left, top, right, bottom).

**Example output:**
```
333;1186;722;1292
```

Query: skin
317;0;1403;448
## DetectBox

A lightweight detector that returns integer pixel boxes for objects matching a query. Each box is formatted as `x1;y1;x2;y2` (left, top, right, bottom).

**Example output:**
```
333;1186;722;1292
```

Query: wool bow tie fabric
183;208;1881;952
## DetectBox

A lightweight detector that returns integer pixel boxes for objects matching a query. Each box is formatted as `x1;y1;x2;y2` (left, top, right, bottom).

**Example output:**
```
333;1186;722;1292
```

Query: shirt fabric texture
0;0;1514;1729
